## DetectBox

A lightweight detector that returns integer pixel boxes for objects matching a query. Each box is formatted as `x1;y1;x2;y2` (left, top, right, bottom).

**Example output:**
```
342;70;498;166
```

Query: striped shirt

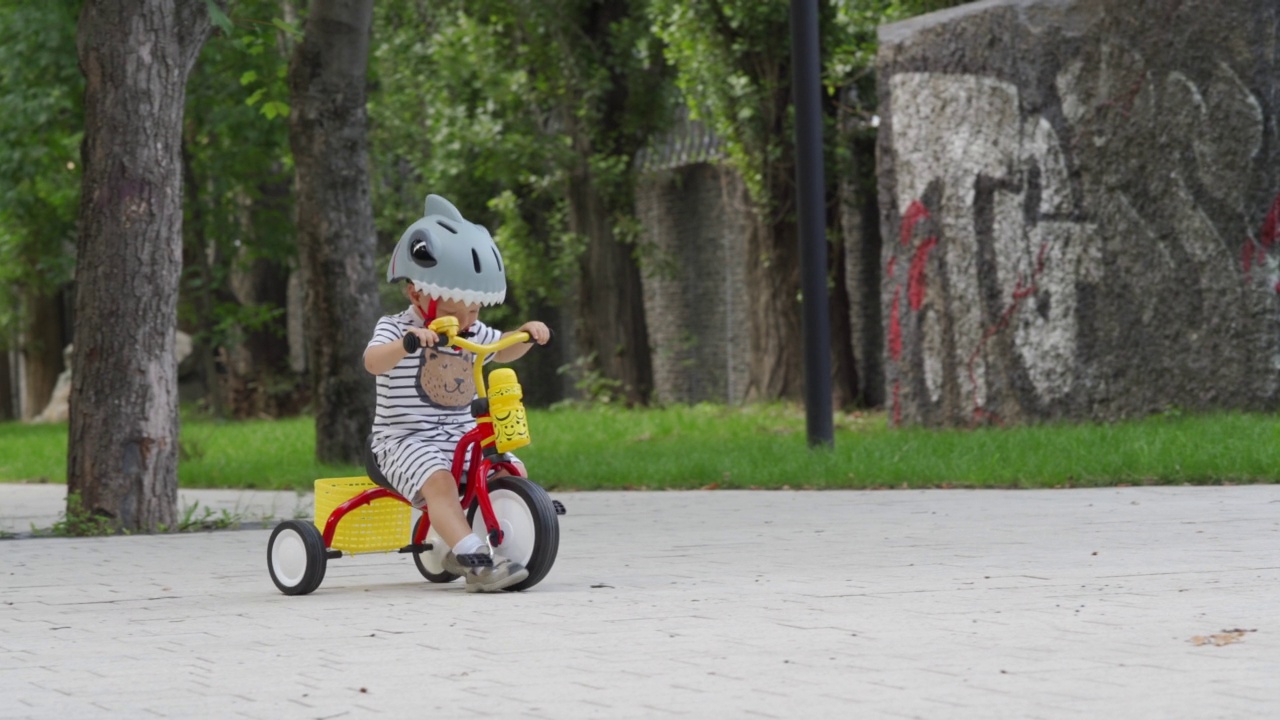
367;307;501;450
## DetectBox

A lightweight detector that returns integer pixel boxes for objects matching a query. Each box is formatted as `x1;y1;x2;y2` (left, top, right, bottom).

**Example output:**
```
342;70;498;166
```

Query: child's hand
519;321;551;345
404;327;438;351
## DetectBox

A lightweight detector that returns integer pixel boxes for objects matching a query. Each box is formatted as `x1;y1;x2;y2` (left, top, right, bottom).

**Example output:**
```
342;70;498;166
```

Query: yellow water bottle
487;368;531;453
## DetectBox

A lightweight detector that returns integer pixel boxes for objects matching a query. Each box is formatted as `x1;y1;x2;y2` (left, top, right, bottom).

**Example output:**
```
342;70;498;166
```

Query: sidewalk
0;483;311;536
2;483;1278;719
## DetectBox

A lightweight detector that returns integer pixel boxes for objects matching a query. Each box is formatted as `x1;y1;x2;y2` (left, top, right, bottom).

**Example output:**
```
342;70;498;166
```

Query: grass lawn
2;404;1278;491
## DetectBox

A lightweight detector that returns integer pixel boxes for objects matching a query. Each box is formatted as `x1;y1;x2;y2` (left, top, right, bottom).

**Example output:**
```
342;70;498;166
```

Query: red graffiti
908;236;938;311
1242;241;1258;275
1244;193;1280;277
965;242;1050;425
888;292;902;361
900;200;930;246
889;198;935;427
1260;194;1280;249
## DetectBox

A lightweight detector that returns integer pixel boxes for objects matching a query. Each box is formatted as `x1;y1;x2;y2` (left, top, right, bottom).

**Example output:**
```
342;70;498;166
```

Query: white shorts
373;436;517;508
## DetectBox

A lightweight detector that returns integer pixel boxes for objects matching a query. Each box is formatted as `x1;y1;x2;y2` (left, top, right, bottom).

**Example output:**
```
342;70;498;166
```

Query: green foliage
0;2;83;342
370;2;572;308
38;492;116;537
650;0;969;216
649;0;795;211
169;501;243;532
555;352;627;405
180;1;298;357
369;0;671;311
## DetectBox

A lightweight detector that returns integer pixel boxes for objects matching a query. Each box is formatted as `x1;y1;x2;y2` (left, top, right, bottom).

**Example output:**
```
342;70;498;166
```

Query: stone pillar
877;0;1280;426
636;163;751;404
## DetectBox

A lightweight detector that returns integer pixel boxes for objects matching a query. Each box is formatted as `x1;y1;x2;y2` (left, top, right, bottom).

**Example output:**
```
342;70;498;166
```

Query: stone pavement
1;483;1278;719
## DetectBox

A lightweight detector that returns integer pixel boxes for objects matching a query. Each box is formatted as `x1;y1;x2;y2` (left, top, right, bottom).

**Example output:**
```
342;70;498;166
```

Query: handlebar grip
402;333;420;353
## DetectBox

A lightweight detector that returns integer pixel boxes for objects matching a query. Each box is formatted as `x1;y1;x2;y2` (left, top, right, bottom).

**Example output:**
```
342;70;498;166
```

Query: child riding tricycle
267;195;562;595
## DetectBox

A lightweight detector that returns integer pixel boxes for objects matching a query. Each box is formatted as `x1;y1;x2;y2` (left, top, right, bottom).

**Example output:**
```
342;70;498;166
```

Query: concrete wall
636;163;751;404
877;0;1280;426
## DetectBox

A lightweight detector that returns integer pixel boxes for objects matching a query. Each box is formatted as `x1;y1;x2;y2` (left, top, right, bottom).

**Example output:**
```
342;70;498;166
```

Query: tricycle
266;317;563;595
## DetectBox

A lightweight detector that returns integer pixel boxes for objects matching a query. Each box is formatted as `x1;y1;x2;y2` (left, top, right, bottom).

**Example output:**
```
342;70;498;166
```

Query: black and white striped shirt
367;307;501;448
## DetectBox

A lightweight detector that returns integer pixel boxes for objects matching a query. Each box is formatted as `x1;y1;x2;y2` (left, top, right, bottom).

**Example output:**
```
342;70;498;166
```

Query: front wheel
468;476;559;591
411;515;460;583
267;520;327;595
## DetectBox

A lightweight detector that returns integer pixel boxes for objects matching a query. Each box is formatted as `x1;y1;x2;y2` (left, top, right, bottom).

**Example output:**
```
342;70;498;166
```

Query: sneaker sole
465;567;530;593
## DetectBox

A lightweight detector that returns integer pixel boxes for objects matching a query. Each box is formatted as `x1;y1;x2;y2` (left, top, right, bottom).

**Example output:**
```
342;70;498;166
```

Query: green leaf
244;87;266;107
239;70;258;86
203;0;233;36
261;100;289;120
271;18;302;38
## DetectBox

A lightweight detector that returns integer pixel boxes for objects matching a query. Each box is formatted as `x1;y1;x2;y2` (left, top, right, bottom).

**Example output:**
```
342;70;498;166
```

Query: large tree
287;0;380;464
69;0;222;531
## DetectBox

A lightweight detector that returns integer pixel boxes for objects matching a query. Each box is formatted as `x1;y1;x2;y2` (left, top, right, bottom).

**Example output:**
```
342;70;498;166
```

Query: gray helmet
386;194;506;306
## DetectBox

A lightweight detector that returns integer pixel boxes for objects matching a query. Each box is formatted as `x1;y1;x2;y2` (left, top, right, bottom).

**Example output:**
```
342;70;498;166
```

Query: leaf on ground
1189;628;1256;646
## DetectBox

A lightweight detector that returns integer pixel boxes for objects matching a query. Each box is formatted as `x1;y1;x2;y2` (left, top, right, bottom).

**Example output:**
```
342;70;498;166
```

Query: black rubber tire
466;476;559;591
267;520;327;595
411;515;460;583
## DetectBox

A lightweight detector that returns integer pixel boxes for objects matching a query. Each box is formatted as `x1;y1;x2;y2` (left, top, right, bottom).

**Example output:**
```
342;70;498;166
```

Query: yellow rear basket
313;477;411;554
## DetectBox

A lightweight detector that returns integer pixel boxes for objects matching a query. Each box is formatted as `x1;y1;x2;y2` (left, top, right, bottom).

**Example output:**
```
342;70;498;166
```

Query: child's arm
494;321;551;363
364;327;440;375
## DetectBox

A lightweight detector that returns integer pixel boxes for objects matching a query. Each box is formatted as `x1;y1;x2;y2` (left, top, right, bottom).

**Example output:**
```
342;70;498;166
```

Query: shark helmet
387;194;506;308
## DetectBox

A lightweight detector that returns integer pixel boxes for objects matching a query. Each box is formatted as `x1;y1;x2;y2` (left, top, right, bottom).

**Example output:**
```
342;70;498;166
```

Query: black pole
790;0;834;447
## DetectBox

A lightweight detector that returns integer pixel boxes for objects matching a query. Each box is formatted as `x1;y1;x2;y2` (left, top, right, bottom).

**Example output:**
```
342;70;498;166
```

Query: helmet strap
415;297;439;324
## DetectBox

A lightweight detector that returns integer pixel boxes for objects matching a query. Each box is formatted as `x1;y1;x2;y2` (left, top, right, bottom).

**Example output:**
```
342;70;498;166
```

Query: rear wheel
467;476;559;591
411;515;459;583
267;520;327;595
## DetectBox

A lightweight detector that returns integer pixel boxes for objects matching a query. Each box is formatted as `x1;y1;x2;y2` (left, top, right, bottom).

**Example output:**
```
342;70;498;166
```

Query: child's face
434;298;481;330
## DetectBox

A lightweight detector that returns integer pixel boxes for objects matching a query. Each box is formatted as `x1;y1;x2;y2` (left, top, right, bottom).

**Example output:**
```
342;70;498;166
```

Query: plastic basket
313;477;411;554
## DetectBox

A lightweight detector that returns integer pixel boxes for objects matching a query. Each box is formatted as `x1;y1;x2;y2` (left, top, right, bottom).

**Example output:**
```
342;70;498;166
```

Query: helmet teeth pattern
411;280;506;307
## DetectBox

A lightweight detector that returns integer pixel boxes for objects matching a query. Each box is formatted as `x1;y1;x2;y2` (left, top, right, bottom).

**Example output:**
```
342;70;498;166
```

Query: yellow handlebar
425;316;534;453
427;316;531;399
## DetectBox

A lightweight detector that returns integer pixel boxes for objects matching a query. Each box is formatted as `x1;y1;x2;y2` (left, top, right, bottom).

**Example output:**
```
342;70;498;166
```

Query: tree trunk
19;288;65;420
0;348;14;421
559;1;659;406
567;176;653;405
838;131;885;408
287;0;379;463
743;207;805;401
70;0;217;532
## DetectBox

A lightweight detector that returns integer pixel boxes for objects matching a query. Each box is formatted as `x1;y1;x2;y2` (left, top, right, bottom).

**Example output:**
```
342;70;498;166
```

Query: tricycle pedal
553;500;566;515
454;552;494;568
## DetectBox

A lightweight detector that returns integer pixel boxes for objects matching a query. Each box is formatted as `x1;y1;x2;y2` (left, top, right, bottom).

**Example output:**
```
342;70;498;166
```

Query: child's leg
423;465;529;591
418;468;473;548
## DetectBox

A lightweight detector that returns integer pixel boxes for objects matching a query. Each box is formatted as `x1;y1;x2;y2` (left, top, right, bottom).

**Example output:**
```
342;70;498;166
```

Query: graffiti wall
877;0;1280;426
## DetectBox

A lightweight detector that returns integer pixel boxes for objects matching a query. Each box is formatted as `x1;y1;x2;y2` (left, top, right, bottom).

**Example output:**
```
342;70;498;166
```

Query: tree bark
561;1;657;406
743;207;805;401
287;0;379;463
567;177;653;405
70;0;217;532
0;348;13;421
19;288;66;420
